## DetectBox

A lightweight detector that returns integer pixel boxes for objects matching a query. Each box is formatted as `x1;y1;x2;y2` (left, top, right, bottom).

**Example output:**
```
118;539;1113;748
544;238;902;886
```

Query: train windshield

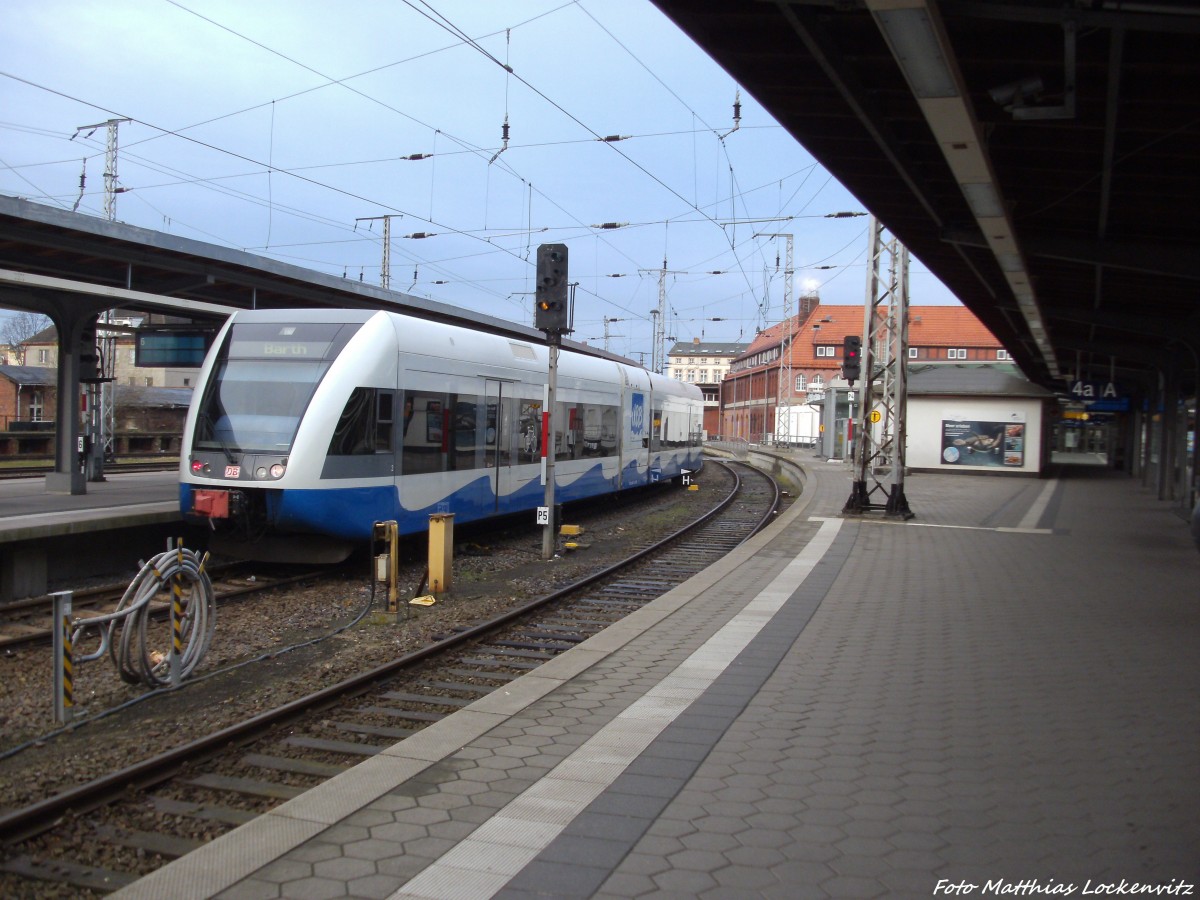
193;321;362;454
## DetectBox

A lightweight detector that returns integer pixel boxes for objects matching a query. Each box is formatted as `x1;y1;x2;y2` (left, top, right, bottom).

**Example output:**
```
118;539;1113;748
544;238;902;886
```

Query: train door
485;379;511;513
620;366;652;487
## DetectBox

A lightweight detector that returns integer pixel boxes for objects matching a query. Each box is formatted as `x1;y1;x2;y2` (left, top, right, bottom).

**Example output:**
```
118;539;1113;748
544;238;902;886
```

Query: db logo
630;393;645;435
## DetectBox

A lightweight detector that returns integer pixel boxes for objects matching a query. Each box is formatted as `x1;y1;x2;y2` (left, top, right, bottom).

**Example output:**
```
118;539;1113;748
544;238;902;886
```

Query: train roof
223;307;647;371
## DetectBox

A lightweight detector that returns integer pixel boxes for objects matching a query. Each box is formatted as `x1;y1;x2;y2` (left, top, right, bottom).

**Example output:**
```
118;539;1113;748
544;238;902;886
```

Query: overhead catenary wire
5;4;816;304
0;2;869;356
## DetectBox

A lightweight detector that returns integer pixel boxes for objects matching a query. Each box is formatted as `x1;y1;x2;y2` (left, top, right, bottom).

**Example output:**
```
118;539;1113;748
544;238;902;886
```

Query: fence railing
703;436;751;459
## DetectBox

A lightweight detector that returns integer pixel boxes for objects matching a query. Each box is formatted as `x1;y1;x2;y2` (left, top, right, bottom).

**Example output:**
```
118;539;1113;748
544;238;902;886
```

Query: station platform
0;471;179;542
114;459;1199;899
0;471;181;600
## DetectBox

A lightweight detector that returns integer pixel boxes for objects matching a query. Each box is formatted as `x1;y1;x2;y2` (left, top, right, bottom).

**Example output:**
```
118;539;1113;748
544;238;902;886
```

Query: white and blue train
180;308;704;560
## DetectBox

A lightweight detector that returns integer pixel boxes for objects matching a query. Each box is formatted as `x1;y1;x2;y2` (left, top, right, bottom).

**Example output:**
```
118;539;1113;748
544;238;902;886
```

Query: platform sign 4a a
1070;380;1129;412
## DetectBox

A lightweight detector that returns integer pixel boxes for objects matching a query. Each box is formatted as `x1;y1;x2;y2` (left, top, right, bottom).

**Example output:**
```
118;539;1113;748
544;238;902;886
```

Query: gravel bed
0;469;731;818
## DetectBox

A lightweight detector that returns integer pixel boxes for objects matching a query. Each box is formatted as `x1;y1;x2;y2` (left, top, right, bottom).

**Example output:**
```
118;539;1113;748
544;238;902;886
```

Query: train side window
650;401;665;452
329;387;391;456
494;397;516;467
517;399;542;463
579;403;618;457
400;391;447;475
449;394;486;471
555;402;581;462
375;392;394;451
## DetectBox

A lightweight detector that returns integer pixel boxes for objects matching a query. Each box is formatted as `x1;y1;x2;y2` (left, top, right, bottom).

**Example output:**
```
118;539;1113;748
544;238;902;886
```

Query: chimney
692;337;701;345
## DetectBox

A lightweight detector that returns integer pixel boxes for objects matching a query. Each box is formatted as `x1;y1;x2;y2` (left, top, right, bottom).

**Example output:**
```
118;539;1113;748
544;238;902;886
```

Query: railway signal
843;334;862;384
534;243;570;559
535;243;570;334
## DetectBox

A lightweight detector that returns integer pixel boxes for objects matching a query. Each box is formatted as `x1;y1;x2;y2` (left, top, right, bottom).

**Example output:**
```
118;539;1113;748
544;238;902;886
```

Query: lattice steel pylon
843;216;914;519
75;118;131;220
355;215;397;289
758;233;794;446
641;259;686;374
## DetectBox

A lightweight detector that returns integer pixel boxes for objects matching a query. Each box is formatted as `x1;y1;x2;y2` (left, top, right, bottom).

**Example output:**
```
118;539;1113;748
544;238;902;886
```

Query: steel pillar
843;217;914;519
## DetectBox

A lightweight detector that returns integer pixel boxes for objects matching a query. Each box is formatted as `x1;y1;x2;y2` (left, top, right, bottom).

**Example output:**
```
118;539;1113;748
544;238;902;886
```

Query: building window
908;347;918;358
816;345;837;357
795;373;806;391
997;349;1012;360
810;374;824;388
948;348;966;359
38;349;49;364
29;390;44;421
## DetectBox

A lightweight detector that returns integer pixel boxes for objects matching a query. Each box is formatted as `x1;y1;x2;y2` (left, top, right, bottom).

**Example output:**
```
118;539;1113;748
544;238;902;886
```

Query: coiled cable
108;544;216;686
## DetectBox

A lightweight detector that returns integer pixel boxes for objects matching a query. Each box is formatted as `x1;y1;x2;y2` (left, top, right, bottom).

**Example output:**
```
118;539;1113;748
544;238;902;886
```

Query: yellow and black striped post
51;591;74;724
169;538;185;686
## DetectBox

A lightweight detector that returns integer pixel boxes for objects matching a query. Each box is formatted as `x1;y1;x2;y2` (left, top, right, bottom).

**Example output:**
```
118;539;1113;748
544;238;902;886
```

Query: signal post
534;244;570;560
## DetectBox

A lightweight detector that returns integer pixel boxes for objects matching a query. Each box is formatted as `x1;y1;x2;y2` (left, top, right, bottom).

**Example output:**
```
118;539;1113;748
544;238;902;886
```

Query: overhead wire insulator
490;30;513;167
591;222;628;230
72;158;86;212
598;135;631;142
402;153;431;161
404;232;436;239
719;89;742;139
489;115;510;164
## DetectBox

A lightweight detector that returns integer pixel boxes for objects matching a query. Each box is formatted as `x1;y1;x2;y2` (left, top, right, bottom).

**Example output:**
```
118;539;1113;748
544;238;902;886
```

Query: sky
0;0;959;365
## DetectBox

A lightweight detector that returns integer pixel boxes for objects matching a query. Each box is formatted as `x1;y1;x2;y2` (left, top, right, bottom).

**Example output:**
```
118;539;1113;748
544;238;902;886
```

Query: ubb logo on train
630;392;645;436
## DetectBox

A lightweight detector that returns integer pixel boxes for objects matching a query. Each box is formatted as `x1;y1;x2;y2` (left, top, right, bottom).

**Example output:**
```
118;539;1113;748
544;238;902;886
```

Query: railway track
0;459;789;897
0;461;177;480
0;565;327;650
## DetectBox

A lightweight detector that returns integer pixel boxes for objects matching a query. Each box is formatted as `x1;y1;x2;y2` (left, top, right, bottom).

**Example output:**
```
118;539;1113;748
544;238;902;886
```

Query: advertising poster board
940;417;1026;468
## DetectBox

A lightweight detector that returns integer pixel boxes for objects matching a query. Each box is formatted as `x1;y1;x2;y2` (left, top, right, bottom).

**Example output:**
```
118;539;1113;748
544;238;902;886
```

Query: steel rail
0;458;785;845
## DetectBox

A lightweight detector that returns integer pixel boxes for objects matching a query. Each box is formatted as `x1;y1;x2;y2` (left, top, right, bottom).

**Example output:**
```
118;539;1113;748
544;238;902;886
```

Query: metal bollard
50;591;74;725
428;513;454;595
373;521;400;613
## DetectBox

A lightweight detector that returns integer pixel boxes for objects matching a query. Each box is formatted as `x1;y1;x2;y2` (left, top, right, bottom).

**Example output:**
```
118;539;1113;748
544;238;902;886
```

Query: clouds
0;0;954;359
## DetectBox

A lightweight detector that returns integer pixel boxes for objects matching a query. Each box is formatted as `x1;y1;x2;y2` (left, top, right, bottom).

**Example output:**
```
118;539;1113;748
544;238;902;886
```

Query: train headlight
191;460;208;474
255;467;267;479
270;463;286;478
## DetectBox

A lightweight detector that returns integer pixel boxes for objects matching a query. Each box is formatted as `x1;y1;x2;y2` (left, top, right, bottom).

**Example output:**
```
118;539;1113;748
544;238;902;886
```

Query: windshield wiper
199;411;238;464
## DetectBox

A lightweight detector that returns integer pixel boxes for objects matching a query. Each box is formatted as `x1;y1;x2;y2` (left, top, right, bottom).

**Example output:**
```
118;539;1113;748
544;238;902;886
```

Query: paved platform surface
114;459;1200;899
0;470;179;542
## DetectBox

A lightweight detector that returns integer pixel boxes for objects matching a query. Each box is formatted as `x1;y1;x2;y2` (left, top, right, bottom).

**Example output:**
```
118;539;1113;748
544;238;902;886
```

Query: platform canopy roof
650;0;1200;394
0;194;623;361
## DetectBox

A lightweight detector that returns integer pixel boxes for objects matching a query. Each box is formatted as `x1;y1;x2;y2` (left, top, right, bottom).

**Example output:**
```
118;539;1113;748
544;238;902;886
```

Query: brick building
0;364;190;459
0;366;57;456
720;303;1005;443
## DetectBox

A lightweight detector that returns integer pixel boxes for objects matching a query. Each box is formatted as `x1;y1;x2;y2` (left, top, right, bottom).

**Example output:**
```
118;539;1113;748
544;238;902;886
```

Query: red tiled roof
906;306;1000;347
732;303;1002;373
